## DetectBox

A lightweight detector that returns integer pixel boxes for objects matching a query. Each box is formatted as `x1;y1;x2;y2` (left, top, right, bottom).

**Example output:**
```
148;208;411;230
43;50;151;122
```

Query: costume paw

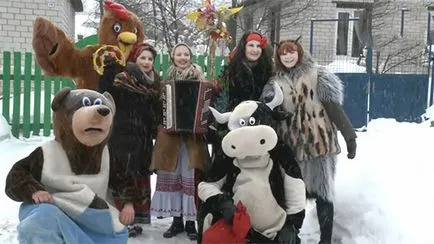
202;213;213;232
32;17;66;75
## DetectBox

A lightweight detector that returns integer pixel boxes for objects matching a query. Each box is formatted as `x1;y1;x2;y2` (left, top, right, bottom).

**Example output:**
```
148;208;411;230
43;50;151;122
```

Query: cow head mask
210;82;284;160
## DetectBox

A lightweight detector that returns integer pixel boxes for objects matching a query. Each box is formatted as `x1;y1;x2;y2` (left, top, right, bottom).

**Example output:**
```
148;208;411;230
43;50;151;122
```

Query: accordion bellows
162;79;214;134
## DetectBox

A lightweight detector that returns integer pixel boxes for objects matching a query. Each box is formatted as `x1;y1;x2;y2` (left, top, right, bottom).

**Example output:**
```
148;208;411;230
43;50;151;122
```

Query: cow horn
266;82;283;110
209;107;231;124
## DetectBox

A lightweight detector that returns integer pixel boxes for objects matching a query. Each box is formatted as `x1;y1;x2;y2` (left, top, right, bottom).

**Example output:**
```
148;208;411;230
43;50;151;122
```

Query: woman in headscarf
98;42;161;233
150;43;210;241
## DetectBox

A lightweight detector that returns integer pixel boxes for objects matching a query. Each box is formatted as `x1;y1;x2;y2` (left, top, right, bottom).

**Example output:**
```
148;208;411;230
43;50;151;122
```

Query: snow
1;118;434;244
423;105;434;120
0;115;10;141
325;59;366;73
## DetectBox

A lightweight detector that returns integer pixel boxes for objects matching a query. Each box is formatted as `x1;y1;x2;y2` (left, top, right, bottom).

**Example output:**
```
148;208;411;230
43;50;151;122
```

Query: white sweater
40;140;124;232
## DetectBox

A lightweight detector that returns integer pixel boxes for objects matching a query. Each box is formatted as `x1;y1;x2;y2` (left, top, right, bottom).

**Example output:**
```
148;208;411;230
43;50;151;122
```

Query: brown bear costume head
51;88;116;174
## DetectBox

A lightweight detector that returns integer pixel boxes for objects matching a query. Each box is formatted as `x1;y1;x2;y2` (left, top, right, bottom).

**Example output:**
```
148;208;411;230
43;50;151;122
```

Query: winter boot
185;220;198;241
163;216;184;238
316;197;334;244
128;225;143;238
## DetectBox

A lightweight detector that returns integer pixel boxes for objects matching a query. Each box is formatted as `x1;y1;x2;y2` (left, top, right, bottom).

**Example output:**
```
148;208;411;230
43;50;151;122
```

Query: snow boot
163;216;184;238
185;220;198;241
316;197;334;244
128;225;143;238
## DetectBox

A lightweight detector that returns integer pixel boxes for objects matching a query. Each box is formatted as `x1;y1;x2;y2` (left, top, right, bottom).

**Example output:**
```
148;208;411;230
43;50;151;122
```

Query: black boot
163;216;184;238
316;197;334;244
128;225;143;238
185;220;198;241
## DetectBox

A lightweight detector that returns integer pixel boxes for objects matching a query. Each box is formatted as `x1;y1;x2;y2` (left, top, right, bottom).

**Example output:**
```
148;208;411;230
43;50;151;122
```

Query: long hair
227;31;273;78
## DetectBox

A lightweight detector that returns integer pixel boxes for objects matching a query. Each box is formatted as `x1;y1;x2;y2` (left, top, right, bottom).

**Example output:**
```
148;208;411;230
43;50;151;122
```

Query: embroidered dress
150;140;197;221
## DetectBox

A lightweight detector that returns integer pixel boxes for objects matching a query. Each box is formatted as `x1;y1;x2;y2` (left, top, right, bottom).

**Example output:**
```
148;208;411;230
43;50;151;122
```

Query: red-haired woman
261;39;358;244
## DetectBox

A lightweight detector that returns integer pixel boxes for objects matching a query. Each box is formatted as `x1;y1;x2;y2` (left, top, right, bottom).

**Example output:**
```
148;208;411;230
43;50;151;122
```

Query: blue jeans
18;203;128;244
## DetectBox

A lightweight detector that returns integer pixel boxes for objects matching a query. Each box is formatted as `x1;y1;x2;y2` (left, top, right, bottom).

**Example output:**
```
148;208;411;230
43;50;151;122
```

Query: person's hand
119;203;135;225
346;138;357;159
32;190;52;204
103;56;116;68
219;199;235;225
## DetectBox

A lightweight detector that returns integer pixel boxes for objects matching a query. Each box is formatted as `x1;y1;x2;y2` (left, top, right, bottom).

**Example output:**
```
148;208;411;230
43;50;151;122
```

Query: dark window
352;11;363;57
268;5;281;45
336;12;349;55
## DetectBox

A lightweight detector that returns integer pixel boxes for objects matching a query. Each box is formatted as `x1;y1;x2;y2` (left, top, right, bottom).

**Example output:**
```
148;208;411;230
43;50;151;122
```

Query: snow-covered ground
325;59;366;73
1;114;434;244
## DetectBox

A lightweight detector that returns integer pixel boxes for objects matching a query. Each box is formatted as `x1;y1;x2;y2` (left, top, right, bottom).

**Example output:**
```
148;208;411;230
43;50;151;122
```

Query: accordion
162;79;215;134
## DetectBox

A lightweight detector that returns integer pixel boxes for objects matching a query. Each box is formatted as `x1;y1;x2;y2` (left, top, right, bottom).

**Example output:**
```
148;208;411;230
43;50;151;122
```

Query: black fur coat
98;63;161;177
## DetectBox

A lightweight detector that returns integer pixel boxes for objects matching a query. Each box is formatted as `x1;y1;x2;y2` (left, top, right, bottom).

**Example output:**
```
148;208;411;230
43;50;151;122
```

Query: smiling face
173;45;191;69
245;40;262;62
279;51;299;68
136;50;154;73
276;41;303;70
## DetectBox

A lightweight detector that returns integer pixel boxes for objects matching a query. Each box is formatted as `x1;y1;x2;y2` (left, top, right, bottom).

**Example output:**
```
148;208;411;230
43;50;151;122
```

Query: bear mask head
51;88;116;147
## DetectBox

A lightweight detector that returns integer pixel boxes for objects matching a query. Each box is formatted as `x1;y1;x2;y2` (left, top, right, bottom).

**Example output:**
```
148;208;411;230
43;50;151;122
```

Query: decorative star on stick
187;0;243;80
187;0;243;42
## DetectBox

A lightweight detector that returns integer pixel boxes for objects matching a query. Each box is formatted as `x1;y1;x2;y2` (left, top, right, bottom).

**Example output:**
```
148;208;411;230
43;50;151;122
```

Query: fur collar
275;53;343;105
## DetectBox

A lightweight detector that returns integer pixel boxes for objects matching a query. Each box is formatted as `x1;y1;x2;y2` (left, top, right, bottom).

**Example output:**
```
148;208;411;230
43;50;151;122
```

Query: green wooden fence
1;35;227;138
1;52;76;138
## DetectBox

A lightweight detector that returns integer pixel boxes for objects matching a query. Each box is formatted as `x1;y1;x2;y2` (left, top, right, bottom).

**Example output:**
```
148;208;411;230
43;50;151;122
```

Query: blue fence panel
369;74;428;123
336;73;369;128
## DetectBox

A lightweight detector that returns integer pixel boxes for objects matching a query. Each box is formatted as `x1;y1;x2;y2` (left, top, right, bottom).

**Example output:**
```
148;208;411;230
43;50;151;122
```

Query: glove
219;198;236;224
277;224;298;244
346;138;357;159
103;56;116;68
206;194;236;225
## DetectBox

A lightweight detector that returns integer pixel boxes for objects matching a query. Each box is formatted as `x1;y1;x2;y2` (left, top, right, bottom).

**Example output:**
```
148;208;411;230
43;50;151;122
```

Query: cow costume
197;83;306;243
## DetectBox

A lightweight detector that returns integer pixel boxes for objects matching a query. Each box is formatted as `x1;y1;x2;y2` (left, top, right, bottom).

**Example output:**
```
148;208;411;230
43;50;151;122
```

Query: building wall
0;0;76;54
237;0;430;74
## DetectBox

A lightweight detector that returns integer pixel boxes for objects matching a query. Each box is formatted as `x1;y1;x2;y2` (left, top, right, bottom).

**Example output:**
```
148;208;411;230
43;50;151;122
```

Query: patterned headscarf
166;43;204;81
128;42;157;63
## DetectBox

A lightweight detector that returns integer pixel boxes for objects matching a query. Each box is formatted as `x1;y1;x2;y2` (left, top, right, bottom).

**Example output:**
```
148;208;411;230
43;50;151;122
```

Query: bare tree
358;0;426;74
83;0;207;51
226;0;243;50
278;0;318;29
234;0;317;46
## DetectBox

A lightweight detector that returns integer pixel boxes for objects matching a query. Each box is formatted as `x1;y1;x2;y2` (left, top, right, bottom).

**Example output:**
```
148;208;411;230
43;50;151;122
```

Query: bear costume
5;88;141;243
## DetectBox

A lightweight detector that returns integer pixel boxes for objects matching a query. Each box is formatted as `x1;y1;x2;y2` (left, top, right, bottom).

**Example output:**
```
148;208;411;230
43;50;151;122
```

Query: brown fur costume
32;0;145;90
5;88;141;205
